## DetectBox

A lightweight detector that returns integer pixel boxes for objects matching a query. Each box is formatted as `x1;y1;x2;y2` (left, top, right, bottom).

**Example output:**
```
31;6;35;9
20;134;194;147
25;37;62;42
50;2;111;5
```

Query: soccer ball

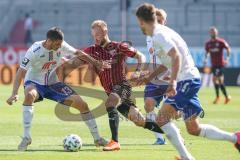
63;134;82;152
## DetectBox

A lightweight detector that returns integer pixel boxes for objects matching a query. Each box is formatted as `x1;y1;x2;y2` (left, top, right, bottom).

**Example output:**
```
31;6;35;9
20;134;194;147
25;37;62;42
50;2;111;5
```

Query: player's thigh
105;93;121;108
156;103;178;126
24;84;39;104
185;115;201;136
144;97;156;113
128;105;145;127
63;94;89;112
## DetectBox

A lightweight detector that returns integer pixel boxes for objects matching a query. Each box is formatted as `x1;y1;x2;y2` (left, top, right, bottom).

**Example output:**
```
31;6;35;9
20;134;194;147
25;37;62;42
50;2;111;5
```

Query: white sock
146;111;164;139
81;112;100;141
162;122;194;159
199;124;237;143
23;105;34;139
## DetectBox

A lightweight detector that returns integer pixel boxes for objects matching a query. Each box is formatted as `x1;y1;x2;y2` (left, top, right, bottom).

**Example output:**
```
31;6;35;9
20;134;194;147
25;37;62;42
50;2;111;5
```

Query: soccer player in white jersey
144;8;168;145
6;27;108;151
136;3;240;160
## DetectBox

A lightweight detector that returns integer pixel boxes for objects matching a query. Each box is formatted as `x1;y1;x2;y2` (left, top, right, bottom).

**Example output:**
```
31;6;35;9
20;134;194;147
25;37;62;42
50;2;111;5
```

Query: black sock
107;107;119;142
220;84;228;97
144;121;164;134
214;83;220;97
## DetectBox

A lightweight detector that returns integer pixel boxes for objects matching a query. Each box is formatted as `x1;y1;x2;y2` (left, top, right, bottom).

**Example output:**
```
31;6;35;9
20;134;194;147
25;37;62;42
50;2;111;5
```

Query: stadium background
0;0;240;86
0;1;240;160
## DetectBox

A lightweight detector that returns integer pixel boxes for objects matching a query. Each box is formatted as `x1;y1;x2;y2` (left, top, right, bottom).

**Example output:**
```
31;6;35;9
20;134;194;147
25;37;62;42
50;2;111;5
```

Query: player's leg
218;71;231;104
156;103;194;160
103;93;121;151
18;83;40;151
105;93;120;142
145;97;165;145
185;115;240;152
48;83;107;146
212;73;220;104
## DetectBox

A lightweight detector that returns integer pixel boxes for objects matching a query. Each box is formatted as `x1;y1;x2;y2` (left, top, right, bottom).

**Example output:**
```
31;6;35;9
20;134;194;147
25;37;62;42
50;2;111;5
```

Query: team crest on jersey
149;47;154;54
21;58;30;67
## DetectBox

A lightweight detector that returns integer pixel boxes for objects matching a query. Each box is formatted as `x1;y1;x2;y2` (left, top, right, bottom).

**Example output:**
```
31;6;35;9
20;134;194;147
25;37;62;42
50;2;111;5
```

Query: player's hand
6;94;19;105
165;81;177;97
224;59;229;66
96;60;111;71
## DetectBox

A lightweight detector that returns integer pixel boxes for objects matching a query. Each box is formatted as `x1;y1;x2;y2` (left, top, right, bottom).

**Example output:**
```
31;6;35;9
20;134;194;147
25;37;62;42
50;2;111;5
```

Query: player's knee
105;94;120;108
187;127;201;136
72;96;89;112
144;98;155;113
24;88;37;103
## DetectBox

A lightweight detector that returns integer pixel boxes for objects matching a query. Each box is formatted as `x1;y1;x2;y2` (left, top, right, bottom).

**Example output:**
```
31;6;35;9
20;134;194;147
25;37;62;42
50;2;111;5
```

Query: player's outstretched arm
130;51;146;79
6;68;26;105
74;50;110;71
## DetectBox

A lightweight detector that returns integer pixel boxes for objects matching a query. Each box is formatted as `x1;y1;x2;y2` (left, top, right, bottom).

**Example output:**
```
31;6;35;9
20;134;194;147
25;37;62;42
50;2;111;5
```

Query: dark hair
136;3;156;23
46;27;64;40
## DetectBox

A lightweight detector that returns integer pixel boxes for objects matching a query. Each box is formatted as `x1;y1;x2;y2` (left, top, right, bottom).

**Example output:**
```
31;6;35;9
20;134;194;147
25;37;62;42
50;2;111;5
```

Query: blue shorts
144;82;168;107
24;81;76;104
164;78;204;120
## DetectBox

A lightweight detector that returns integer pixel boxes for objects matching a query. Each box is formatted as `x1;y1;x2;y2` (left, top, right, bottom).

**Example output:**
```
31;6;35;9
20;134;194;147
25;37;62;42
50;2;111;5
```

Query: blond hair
156;9;167;20
91;20;108;31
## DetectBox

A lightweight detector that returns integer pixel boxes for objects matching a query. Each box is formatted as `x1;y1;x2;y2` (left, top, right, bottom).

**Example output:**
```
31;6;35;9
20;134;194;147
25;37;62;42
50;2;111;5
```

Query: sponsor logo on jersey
21;58;30;67
42;61;57;70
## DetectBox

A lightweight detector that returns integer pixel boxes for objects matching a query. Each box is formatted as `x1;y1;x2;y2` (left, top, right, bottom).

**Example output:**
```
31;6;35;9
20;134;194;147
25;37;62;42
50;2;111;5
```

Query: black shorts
111;80;135;105
212;66;224;76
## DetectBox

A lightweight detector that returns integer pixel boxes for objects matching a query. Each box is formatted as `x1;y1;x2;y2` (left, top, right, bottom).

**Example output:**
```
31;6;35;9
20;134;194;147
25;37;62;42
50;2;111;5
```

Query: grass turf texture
0;85;239;160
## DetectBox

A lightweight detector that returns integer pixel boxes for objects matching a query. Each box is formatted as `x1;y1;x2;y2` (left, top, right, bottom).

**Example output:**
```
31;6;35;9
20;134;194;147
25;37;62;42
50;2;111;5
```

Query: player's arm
6;68;27;105
166;47;180;96
204;43;209;66
74;50;110;71
7;46;34;105
224;41;231;64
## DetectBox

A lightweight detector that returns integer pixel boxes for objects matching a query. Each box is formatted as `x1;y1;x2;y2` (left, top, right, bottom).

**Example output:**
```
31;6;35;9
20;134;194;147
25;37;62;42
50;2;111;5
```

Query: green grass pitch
0;85;239;160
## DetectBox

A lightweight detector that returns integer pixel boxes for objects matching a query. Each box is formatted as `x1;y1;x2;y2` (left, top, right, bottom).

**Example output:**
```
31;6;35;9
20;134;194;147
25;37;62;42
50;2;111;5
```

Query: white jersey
146;35;170;83
20;40;77;85
151;24;200;81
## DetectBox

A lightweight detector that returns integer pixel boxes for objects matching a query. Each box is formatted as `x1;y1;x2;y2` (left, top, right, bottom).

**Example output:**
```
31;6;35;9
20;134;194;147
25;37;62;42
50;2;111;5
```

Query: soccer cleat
234;131;240;152
153;138;166;145
103;139;120;151
213;97;220;104
94;137;108;147
18;137;32;151
224;95;231;104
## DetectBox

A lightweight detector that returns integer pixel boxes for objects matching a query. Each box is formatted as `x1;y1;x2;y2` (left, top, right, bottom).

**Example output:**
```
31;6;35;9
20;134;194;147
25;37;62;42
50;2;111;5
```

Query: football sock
214;83;220;97
199;124;237;143
161;122;193;159
144;121;164;133
81;112;101;141
23;105;34;139
146;111;164;139
219;84;228;97
107;107;119;142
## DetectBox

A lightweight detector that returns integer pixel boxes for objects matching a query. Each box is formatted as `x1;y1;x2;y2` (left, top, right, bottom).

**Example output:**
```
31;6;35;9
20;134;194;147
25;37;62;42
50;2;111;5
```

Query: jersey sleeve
153;33;175;55
118;42;137;58
61;41;77;57
221;39;230;49
20;47;35;70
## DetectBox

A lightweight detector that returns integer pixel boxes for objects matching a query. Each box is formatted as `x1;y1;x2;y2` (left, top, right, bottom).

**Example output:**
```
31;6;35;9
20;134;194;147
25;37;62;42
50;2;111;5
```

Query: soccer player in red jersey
83;20;166;151
204;26;231;104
